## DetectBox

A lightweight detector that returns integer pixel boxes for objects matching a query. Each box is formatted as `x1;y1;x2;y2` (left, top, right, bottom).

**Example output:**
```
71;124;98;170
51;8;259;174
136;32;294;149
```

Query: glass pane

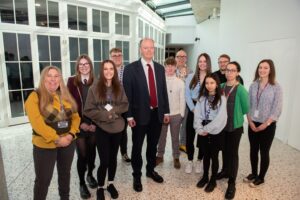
123;15;129;35
162;33;165;45
70;61;76;75
39;62;50;72
92;9;100;32
145;24;149;37
93;39;101;61
51;62;61;69
79;38;88;55
18;34;32;61
154;29;157;42
37;35;49;61
115;13;122;34
101;11;109;33
150;26;153;39
115;40;122;49
21;63;34;89
69;37;78;61
36;0;47;27
15;0;28;24
50;36;61;61
78;7;87;31
138;19;143;38
48;1;59;28
3;33;18;61
154;47;157;61
6;63;21;90
102;40;109;60
0;0;14;23
94;62;100;78
23;90;34;102
68;5;77;30
123;41;129;61
9;91;24;117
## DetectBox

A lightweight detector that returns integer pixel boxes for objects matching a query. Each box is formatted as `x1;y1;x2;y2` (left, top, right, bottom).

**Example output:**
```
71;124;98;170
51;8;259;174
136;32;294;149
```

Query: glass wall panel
9;91;23;117
4;33;18;61
36;0;47;27
102;40;109;60
93;39;101;61
92;9;100;32
123;15;129;35
21;63;33;89
0;0;14;23
6;63;21;90
50;36;60;61
37;35;49;61
48;1;59;28
78;7;87;31
18;34;32;60
138;19;143;38
102;11;109;33
68;5;77;30
115;13;122;34
15;0;28;24
145;24;149;37
79;38;88;55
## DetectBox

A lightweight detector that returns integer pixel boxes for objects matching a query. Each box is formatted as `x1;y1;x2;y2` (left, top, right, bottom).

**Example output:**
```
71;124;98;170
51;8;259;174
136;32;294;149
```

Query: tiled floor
0;123;300;200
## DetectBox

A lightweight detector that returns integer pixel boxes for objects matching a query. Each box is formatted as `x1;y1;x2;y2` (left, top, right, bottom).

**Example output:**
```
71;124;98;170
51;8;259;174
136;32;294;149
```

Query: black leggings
200;134;221;179
96;127;122;187
248;122;276;180
186;108;204;161
76;131;97;185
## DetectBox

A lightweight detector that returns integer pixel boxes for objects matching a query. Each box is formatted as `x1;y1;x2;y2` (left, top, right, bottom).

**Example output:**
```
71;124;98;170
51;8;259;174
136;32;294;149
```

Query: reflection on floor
0;123;300;200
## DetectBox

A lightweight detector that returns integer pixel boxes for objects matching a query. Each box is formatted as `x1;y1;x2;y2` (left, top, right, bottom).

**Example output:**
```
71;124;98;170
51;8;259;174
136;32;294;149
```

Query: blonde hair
38;66;77;115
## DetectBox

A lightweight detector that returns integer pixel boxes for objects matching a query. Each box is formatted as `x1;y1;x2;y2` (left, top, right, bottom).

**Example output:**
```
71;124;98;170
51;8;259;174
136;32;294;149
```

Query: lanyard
204;96;214;120
256;82;268;109
223;83;237;99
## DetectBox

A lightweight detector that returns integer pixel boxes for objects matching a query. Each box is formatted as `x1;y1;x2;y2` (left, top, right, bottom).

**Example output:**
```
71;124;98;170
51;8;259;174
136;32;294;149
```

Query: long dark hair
74;54;94;86
97;60;121;103
199;73;222;110
190;53;212;89
253;59;276;85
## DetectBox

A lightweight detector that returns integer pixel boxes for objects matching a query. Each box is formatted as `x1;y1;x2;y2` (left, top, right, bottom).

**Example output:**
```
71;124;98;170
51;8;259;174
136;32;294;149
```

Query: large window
115;40;130;65
145;23;149;37
69;37;88;75
0;0;28;24
67;5;87;31
35;0;59;28
37;35;61;71
93;39;109;77
92;9;109;33
115;13;129;35
3;32;33;117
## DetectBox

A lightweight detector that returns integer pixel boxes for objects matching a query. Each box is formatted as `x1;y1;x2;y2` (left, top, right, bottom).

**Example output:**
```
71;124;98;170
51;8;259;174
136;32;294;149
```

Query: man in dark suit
123;38;170;192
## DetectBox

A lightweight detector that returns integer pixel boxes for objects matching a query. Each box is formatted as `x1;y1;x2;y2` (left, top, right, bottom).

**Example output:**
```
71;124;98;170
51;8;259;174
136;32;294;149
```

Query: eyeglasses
225;69;237;73
111;54;123;58
79;63;90;67
176;56;187;59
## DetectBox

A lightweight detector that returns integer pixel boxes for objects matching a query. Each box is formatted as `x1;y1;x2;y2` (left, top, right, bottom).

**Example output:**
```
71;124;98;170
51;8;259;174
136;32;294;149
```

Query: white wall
166;0;300;150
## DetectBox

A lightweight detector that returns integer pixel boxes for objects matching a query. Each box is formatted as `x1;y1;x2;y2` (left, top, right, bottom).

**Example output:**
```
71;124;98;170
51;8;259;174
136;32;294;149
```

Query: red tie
147;64;158;108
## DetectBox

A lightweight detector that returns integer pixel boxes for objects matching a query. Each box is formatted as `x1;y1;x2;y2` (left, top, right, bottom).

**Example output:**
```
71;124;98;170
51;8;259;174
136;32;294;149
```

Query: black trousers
95;127;122;187
75;131;96;185
248;122;276;180
33;142;75;200
186;108;204;161
221;128;243;184
131;109;162;178
120;115;129;155
200;134;222;179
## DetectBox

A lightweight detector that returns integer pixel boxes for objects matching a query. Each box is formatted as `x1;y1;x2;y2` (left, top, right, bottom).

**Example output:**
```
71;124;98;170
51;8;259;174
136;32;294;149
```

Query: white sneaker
185;161;193;174
195;160;202;174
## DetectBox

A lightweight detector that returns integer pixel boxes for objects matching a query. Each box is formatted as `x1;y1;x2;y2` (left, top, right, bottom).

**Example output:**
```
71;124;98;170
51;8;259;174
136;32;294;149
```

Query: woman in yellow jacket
25;66;80;200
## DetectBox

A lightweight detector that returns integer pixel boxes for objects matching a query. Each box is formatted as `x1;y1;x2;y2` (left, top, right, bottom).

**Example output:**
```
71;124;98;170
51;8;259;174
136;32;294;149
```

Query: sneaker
107;184;119;199
86;175;98;189
249;178;264;188
185;161;193;174
179;145;187;153
243;174;257;183
173;158;181;169
122;153;131;163
97;188;105;200
156;156;164;166
79;184;91;199
195;160;202;174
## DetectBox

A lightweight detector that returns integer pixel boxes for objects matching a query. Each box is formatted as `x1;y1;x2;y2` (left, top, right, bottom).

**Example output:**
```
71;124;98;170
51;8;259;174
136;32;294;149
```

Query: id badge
104;104;113;111
58;121;68;128
254;110;259;118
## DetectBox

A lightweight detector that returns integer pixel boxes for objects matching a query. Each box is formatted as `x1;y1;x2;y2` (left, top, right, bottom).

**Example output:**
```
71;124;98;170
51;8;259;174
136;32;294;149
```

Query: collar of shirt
141;57;154;69
81;75;89;84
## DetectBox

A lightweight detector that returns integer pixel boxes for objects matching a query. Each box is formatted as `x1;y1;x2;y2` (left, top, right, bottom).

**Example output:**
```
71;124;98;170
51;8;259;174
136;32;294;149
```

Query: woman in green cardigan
216;61;249;200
